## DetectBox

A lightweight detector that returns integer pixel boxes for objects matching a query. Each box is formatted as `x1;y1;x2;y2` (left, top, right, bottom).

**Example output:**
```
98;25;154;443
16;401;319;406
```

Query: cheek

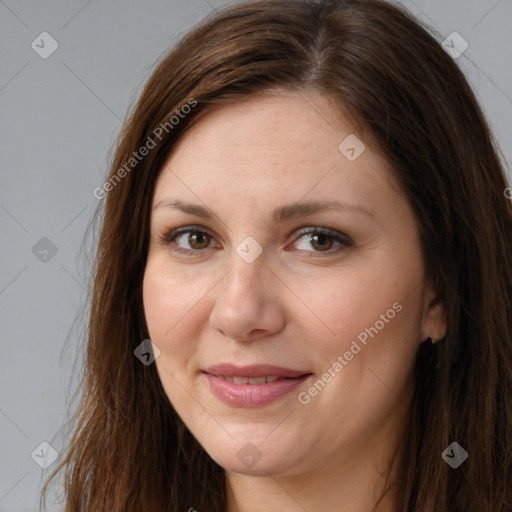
304;269;412;346
142;259;205;339
142;265;198;362
299;274;422;446
142;270;174;340
142;260;223;388
302;261;424;394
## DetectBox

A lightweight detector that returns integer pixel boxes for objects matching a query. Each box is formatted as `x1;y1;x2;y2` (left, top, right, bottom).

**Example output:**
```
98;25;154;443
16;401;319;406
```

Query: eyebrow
152;198;374;223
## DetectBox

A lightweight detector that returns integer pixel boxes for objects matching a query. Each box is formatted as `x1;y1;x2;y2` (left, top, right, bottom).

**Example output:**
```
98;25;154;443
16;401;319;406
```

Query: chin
211;449;291;477
197;431;304;477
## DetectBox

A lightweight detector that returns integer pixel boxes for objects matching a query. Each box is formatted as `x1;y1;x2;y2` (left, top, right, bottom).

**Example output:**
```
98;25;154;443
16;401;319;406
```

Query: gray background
1;0;511;510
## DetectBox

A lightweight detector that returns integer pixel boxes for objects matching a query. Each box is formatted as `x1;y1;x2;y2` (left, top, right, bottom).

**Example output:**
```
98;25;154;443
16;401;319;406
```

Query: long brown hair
41;0;512;510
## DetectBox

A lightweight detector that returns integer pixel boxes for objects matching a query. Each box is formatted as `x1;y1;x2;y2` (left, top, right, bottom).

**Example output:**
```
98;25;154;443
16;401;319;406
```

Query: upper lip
203;364;310;378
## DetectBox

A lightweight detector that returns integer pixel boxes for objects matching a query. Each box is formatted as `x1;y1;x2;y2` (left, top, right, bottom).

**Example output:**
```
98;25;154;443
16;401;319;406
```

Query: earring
430;337;438;344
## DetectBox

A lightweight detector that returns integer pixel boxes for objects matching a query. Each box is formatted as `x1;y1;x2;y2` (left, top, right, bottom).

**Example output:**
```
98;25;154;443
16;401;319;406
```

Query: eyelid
292;226;352;247
159;225;218;245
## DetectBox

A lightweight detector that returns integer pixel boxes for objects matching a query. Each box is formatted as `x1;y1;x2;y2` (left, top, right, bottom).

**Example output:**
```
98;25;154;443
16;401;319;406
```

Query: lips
217;375;281;384
204;364;309;379
203;364;313;407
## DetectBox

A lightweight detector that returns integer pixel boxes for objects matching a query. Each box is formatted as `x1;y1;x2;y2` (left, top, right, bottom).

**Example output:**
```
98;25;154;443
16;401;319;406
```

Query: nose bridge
219;242;267;301
209;240;284;341
221;214;268;284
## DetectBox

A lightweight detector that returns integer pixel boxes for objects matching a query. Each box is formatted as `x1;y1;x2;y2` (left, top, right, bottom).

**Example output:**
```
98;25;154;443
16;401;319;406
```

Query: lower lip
204;373;312;407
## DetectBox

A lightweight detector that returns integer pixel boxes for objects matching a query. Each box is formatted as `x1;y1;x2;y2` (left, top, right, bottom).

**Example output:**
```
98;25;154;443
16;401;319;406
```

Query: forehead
152;92;403;221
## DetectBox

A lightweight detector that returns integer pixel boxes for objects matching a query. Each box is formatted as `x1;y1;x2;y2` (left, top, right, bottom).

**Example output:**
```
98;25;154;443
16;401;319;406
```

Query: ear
418;277;447;343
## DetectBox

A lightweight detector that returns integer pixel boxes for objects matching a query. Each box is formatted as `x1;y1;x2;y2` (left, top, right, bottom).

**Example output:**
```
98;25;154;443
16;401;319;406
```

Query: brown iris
187;231;211;250
309;233;334;252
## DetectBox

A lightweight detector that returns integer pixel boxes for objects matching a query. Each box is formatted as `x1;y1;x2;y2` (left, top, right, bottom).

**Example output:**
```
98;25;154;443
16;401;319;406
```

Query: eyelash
157;225;352;257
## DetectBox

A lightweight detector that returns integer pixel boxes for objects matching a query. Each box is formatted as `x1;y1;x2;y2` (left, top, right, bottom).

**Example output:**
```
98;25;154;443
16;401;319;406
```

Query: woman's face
143;91;446;478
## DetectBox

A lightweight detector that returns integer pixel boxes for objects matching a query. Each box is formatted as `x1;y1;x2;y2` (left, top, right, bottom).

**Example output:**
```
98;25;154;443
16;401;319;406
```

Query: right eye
158;226;219;255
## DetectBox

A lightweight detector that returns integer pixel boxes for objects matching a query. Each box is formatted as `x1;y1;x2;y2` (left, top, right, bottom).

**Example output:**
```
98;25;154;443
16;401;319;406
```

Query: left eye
160;226;352;256
292;227;351;254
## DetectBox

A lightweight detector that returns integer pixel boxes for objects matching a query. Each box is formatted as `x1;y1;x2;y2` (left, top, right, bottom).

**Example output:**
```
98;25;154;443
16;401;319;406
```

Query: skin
142;90;447;512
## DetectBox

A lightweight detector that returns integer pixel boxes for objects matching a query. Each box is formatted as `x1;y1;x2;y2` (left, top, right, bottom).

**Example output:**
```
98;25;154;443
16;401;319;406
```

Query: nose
209;254;286;344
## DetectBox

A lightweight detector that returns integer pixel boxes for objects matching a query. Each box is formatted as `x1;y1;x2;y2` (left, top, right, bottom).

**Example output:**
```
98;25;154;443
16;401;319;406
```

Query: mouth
212;375;294;384
202;364;313;407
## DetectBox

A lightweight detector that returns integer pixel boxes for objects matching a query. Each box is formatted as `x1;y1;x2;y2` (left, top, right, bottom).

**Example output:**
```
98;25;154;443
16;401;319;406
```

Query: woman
41;0;512;510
